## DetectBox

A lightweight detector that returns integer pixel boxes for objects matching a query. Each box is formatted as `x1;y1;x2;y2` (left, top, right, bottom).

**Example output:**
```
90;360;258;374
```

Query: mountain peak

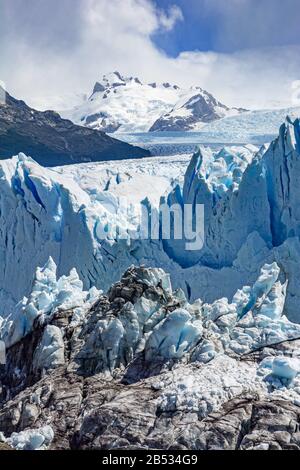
61;73;246;133
99;72;143;89
102;71;126;86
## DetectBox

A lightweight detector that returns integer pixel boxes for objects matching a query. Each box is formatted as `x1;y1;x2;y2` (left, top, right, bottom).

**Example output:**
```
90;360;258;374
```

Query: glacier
272;357;300;381
2;259;300;374
1;425;54;450
2;105;300;451
164;117;300;322
0;256;100;349
0;146;255;318
1;117;300;327
198;106;300;141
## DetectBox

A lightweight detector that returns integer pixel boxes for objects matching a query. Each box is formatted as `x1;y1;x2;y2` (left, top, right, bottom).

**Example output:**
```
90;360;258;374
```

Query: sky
0;0;300;110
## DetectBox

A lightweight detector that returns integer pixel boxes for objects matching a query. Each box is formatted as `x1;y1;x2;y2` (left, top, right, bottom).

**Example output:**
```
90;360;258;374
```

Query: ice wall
164;118;300;321
1;119;300;322
0;154;172;317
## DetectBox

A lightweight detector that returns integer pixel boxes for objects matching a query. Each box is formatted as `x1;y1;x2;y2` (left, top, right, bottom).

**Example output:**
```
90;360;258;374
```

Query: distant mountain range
60;71;246;133
0;86;149;167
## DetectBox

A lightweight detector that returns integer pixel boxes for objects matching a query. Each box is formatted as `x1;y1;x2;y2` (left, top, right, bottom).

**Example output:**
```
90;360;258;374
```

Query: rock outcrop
1;262;300;450
149;92;246;132
0;86;149;167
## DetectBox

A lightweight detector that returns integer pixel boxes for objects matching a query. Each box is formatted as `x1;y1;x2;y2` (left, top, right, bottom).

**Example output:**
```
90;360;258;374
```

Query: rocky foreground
1;261;300;450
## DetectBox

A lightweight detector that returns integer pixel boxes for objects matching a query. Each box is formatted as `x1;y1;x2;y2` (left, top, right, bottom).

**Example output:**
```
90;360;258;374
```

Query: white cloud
0;0;299;111
158;5;184;31
0;80;6;105
292;81;300;106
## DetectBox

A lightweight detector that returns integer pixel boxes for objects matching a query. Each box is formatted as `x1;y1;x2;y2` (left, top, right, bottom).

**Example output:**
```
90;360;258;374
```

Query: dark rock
92;82;105;94
150;91;246;132
1;265;299;450
0;87;149;167
0;442;13;450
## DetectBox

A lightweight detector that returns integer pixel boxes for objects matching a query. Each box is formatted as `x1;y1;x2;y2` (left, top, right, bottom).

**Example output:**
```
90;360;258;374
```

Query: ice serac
3;426;54;450
0;256;99;348
145;309;203;361
163;117;300;322
0;155;104;317
0;152;182;318
3;261;300;375
263;117;300;246
3;263;300;450
2;119;300;323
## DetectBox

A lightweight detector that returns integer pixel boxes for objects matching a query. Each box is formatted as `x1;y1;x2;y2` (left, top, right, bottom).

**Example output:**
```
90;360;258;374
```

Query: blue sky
1;0;300;110
152;0;300;55
153;0;219;56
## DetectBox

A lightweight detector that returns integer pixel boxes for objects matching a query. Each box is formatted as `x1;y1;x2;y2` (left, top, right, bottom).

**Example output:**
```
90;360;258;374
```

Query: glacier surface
1;117;300;328
2;425;54;450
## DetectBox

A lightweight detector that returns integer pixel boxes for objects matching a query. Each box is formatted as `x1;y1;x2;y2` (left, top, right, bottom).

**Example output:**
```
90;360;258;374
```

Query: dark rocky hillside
0;87;149;167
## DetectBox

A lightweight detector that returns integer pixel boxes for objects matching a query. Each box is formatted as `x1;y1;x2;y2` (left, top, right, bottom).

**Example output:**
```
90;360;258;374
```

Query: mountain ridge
0;86;149;166
60;71;246;133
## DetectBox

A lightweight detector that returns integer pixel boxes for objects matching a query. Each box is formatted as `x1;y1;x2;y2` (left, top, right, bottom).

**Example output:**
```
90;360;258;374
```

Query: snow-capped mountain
60;71;246;133
149;90;245;132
